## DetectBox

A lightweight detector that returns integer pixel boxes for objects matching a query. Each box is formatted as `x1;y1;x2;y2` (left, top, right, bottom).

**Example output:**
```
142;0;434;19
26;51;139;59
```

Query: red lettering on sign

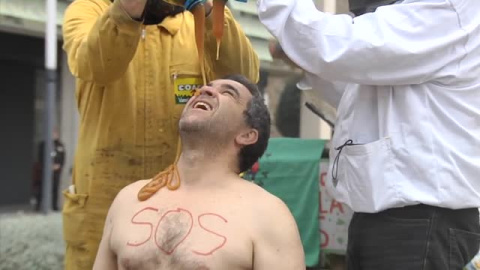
320;172;327;187
320;229;329;248
127;207;158;247
192;213;228;256
330;200;345;214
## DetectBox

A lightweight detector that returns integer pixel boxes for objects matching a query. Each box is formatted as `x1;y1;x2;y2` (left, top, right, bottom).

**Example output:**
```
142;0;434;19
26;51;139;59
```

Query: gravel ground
0;211;64;270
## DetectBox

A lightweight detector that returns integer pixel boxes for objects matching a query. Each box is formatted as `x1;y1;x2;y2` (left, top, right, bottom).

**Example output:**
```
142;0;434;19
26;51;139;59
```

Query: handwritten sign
319;160;353;254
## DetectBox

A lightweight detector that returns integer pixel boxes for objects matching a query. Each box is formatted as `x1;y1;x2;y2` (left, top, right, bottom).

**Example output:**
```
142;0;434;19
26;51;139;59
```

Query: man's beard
179;117;213;134
179;115;234;149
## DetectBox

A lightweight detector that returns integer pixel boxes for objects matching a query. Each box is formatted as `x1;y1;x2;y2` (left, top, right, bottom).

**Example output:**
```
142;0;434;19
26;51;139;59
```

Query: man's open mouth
192;101;213;111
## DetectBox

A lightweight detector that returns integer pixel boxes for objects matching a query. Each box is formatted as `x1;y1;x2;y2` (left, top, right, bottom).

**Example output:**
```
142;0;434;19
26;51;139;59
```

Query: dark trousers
36;173;61;211
347;204;480;270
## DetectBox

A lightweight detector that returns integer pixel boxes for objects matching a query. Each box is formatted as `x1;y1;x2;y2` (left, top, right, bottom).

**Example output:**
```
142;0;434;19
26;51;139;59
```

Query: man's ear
235;129;258;146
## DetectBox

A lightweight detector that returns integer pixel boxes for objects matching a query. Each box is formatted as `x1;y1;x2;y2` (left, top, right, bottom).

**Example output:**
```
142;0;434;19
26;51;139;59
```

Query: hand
268;39;286;59
184;0;207;11
53;164;61;171
268;39;300;68
119;0;148;19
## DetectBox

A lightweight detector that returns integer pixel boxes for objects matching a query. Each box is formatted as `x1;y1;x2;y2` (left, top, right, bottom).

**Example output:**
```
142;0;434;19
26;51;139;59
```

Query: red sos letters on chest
126;207;228;256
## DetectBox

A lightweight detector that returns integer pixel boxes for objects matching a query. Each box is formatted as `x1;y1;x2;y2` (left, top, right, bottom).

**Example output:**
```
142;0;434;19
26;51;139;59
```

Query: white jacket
258;0;480;212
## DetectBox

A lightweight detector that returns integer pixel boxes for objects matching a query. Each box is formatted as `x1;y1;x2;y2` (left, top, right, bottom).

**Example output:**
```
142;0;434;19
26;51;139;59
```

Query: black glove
141;0;185;25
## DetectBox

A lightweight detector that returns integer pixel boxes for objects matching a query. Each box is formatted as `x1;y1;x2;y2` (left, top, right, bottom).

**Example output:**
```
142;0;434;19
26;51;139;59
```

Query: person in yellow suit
61;0;259;268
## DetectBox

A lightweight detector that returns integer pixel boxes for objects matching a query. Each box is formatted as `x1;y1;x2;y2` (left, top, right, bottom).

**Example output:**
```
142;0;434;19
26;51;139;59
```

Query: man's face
179;79;253;137
53;129;59;140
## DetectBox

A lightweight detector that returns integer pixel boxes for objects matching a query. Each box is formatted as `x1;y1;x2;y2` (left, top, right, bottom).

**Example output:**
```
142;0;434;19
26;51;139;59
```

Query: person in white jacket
257;0;480;269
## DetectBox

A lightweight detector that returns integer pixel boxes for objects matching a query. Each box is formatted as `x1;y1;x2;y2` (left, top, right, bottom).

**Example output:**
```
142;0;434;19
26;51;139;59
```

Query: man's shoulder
111;179;150;208
236;180;292;220
237;181;297;241
118;179;150;197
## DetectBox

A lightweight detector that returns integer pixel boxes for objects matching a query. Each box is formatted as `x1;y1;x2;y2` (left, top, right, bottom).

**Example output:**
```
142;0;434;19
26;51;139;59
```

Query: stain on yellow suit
62;0;259;268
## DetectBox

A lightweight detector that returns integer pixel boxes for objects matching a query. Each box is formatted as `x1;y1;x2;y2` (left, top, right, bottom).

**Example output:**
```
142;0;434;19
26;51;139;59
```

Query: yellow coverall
61;0;259;268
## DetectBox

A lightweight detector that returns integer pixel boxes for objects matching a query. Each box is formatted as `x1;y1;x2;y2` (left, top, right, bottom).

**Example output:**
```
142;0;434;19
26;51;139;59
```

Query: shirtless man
93;74;305;270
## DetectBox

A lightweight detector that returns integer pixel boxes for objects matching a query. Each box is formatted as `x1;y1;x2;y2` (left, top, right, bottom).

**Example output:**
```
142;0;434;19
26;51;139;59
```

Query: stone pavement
0;211;64;270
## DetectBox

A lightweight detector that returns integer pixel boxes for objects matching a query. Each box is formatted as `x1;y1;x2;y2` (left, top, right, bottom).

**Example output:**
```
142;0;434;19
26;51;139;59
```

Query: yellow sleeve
62;0;142;85
204;7;260;83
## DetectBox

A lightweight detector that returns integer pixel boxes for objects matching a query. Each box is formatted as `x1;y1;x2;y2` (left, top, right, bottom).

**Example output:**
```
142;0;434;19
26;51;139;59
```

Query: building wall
0;31;62;207
0;60;36;206
316;0;350;13
264;75;287;137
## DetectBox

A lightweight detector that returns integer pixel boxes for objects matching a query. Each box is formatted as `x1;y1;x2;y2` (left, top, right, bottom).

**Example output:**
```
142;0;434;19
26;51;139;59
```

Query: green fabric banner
243;138;324;267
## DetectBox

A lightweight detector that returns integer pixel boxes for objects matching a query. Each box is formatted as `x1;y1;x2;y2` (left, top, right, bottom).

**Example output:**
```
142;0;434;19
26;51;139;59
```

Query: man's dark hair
222;74;271;173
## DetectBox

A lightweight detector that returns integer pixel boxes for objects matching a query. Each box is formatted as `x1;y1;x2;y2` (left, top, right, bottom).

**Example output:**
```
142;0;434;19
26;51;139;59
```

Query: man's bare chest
111;202;252;270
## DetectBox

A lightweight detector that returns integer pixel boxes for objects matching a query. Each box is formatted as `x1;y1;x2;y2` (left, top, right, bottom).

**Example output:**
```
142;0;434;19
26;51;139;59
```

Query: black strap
331;139;359;187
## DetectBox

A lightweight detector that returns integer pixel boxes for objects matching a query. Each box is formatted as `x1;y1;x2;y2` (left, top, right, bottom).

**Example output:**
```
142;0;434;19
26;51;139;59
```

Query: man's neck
176;147;238;188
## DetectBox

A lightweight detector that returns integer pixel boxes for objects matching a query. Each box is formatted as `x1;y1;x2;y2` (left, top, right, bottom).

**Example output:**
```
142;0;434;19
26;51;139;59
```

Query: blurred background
0;0;351;269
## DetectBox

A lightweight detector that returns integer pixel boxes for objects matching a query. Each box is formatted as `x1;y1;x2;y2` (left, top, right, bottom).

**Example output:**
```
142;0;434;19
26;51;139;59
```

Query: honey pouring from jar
165;0;248;86
192;0;248;86
211;0;248;60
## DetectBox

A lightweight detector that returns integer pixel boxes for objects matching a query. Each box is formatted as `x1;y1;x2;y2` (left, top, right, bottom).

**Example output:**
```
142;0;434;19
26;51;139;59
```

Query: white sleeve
257;0;467;85
298;72;347;108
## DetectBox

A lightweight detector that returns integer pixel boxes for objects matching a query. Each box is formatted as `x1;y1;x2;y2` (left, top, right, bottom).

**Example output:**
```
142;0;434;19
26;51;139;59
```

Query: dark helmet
349;0;397;16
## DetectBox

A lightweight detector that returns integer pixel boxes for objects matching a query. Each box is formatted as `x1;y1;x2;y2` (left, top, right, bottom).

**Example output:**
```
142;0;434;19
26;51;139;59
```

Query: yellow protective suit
61;0;259;268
